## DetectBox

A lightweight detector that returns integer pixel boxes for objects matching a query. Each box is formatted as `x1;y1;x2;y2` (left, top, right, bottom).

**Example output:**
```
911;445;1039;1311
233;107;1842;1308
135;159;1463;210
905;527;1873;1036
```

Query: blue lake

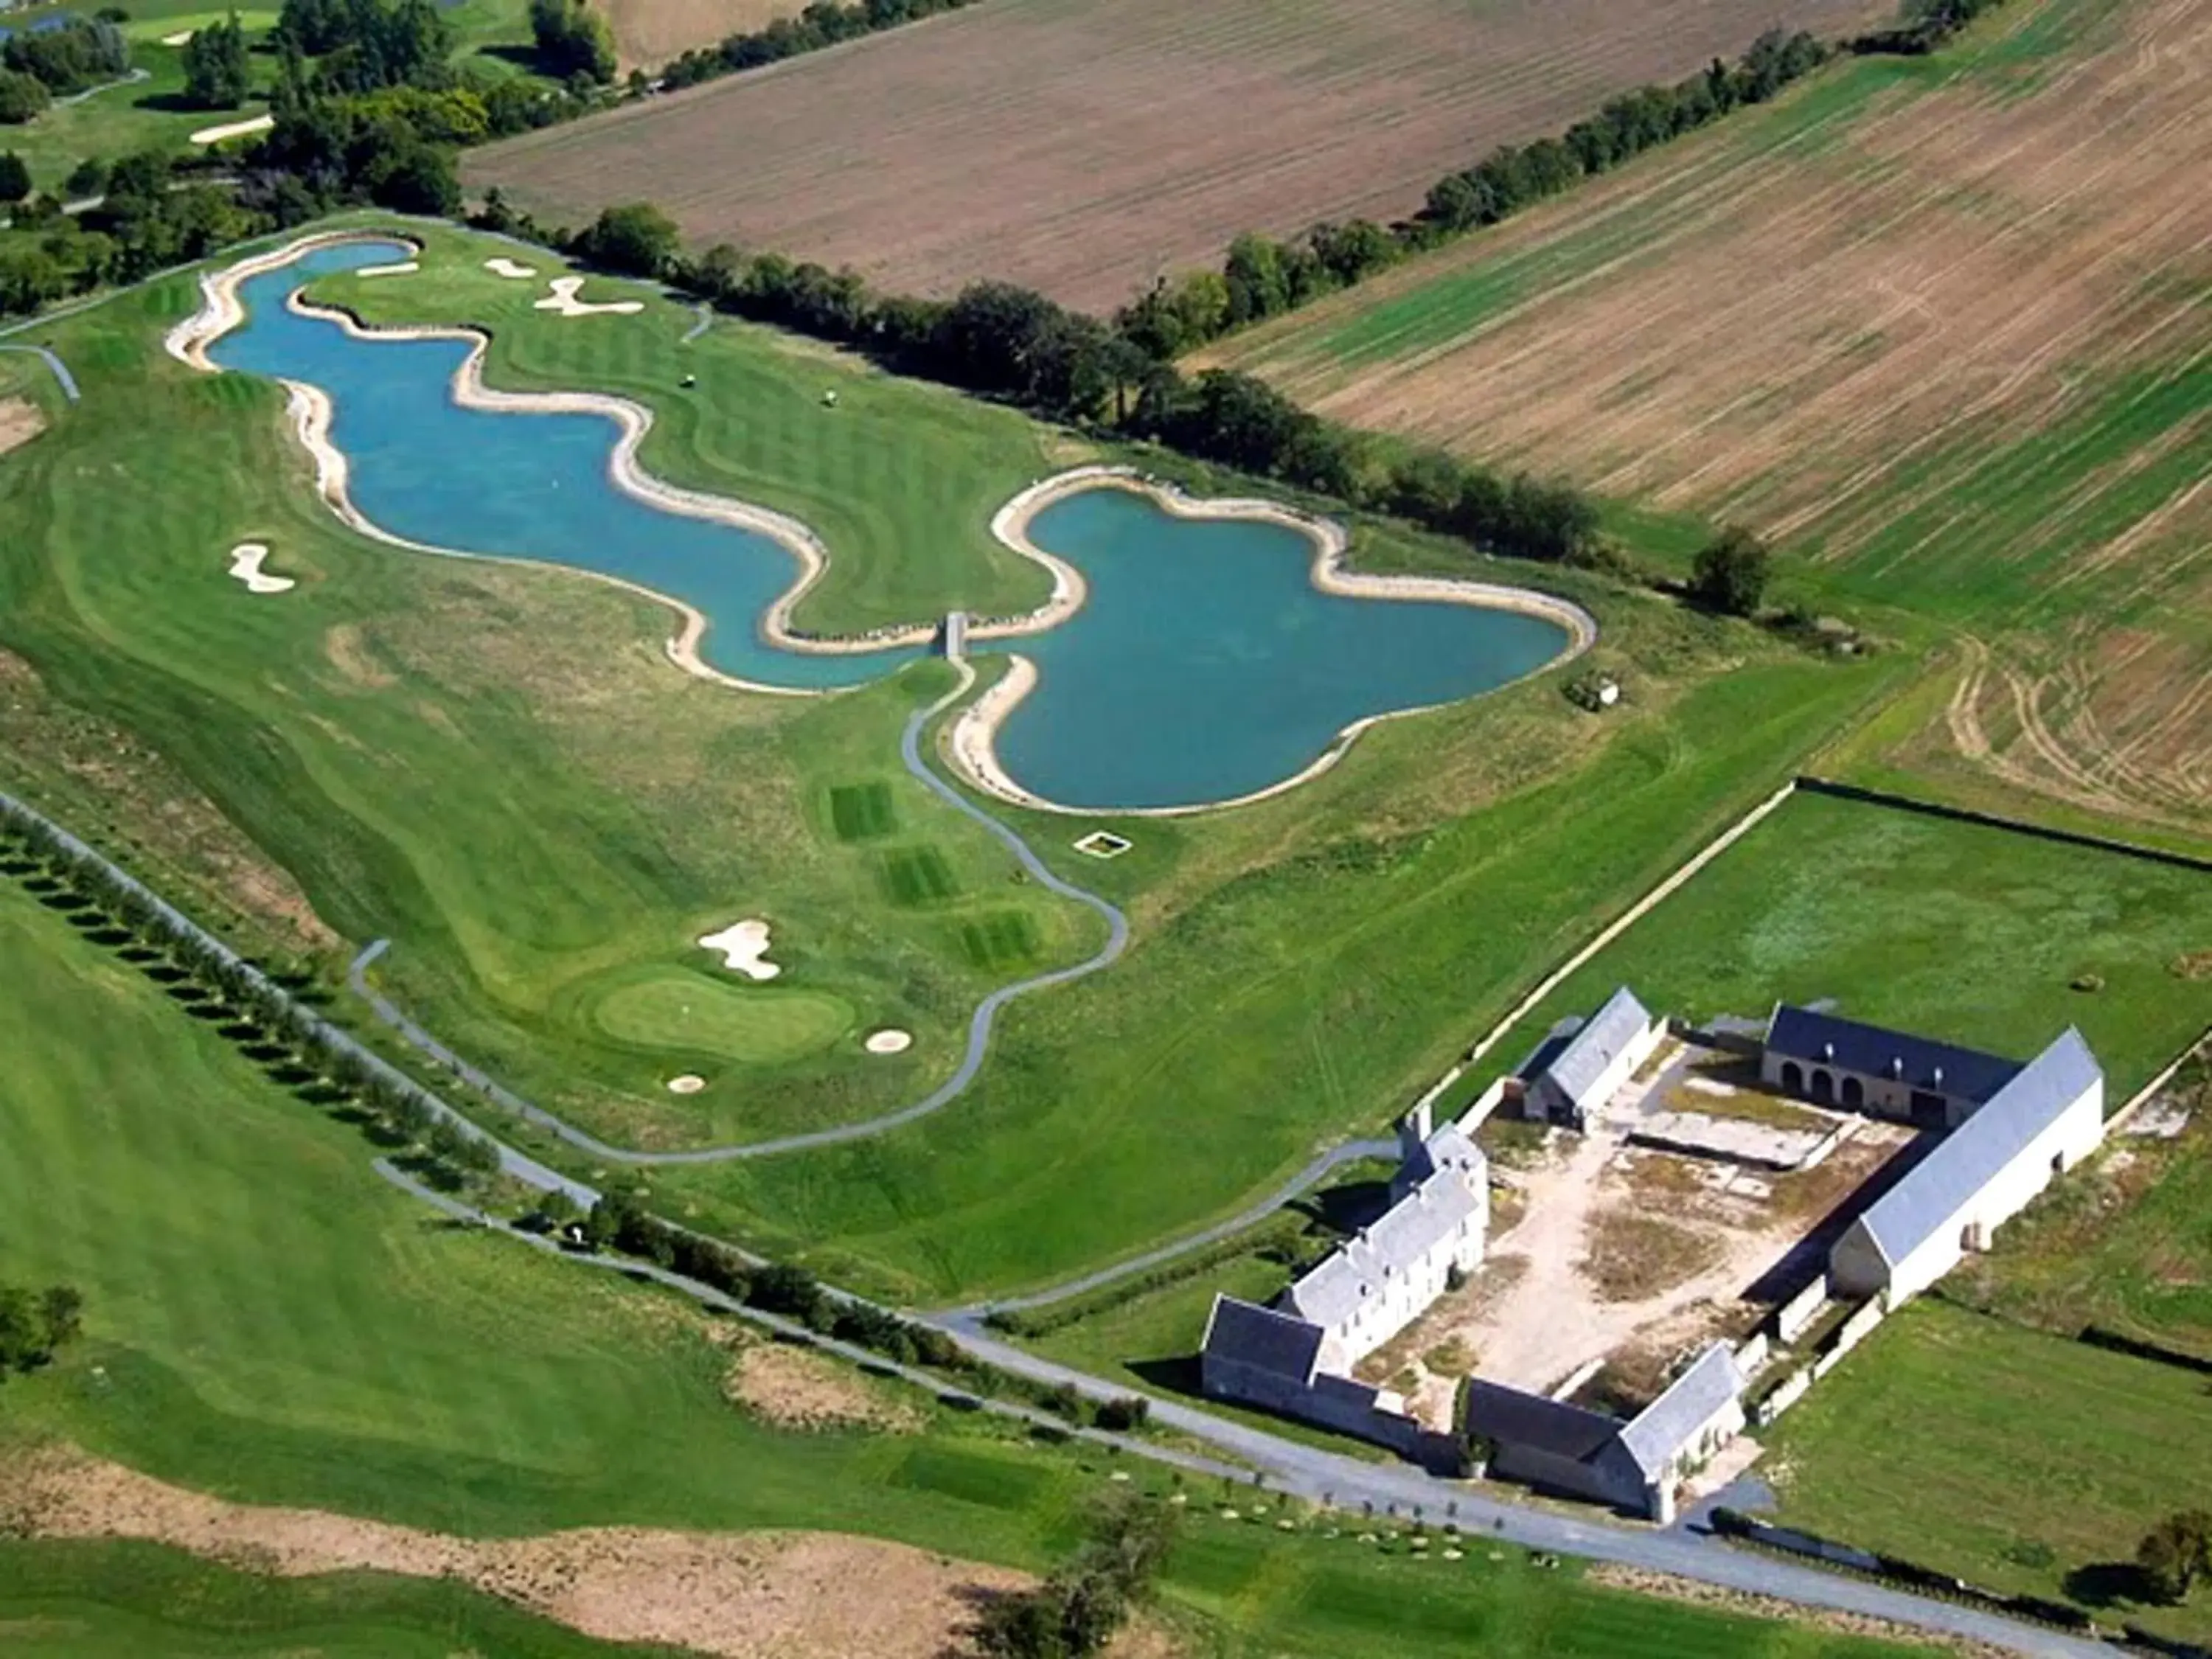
214;240;1574;810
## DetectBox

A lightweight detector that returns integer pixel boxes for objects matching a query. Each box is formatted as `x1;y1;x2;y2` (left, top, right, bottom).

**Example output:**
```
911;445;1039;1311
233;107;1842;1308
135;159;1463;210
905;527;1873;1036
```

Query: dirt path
1;1446;1024;1659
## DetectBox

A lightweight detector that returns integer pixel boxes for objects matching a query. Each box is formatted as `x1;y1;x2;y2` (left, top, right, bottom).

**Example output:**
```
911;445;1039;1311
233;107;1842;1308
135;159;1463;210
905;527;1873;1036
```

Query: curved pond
211;240;1575;810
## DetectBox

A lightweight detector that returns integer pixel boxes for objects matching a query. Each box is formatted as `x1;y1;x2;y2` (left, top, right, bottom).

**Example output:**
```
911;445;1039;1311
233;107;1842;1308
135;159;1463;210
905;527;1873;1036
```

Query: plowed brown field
1213;0;2212;832
467;0;1889;312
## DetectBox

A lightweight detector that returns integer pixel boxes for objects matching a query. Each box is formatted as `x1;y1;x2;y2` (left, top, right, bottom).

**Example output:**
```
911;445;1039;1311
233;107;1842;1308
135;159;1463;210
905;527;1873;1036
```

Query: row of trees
1118;29;1828;355
653;0;984;93
181;14;254;110
0;1281;83;1377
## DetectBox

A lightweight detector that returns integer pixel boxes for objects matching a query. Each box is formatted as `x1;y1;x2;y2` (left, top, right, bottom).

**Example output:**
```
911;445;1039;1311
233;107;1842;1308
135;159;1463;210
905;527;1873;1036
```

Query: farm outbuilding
1760;1004;2020;1127
1827;1028;2104;1304
1512;986;1661;1129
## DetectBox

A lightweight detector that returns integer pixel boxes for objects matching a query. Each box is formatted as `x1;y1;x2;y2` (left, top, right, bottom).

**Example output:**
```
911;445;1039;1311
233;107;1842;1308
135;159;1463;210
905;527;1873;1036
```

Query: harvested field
1;1445;1028;1659
1212;0;2212;828
468;0;1891;313
604;0;796;69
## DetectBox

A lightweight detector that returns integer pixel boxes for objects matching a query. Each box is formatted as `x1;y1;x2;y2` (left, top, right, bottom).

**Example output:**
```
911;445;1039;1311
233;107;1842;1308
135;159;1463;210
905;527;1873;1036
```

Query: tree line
1119;28;1828;357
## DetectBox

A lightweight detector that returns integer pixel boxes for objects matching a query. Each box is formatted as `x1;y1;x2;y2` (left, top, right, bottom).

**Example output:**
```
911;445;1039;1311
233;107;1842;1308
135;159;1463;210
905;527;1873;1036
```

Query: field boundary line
1796;776;2212;874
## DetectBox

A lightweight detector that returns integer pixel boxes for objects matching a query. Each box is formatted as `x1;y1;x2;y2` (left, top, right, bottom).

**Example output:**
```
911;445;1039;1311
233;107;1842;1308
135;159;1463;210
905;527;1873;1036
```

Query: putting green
585;969;853;1065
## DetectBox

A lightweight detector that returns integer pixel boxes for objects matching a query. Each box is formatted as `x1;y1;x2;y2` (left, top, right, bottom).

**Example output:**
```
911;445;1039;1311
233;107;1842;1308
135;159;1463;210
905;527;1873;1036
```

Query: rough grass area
467;0;1888;311
1950;1057;2212;1357
1765;1299;2212;1646
0;877;1938;1658
1210;0;2212;832
1458;788;2212;1116
1580;1211;1725;1305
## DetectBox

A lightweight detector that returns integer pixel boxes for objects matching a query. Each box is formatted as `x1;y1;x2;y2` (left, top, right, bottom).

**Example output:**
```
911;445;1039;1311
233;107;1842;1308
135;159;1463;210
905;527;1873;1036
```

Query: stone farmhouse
1464;1342;1747;1525
1506;986;1664;1129
1199;1101;1486;1458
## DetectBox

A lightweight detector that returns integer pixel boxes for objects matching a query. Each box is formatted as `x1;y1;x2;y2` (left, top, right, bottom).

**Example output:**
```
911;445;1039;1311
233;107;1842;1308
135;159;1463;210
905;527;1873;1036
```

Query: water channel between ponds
212;240;1576;812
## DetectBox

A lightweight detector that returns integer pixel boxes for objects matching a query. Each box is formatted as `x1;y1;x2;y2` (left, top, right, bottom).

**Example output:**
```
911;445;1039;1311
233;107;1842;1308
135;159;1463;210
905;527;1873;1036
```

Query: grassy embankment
0;877;1932;1659
0;218;1912;1301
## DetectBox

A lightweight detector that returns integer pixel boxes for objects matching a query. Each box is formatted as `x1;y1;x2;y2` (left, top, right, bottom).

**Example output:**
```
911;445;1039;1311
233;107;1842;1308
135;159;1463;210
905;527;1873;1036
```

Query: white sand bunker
535;276;643;318
189;112;273;147
160;28;195;44
357;260;419;278
667;1074;706;1095
226;543;293;594
698;919;779;981
484;257;538;279
864;1029;913;1056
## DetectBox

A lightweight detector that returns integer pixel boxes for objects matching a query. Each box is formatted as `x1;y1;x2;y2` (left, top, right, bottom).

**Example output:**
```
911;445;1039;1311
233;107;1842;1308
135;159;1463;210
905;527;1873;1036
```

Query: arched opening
1841;1075;1865;1109
1810;1068;1834;1104
1780;1060;1804;1094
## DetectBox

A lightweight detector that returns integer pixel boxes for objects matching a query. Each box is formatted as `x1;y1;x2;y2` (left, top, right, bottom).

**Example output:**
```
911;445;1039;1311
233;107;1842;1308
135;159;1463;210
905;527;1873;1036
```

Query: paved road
350;664;1133;1163
0;342;81;402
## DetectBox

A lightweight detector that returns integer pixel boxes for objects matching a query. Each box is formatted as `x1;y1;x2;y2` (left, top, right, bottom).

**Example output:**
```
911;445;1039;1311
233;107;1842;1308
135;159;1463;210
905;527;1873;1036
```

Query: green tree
38;1284;83;1350
1689;524;1771;616
575;201;678;276
529;0;615;83
2139;1511;2212;1604
0;69;51;124
181;13;251;109
0;150;29;204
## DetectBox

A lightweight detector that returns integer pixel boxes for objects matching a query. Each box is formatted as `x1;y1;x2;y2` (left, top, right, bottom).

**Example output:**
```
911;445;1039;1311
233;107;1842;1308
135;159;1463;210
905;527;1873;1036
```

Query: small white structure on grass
1827;1027;2104;1304
1509;986;1663;1130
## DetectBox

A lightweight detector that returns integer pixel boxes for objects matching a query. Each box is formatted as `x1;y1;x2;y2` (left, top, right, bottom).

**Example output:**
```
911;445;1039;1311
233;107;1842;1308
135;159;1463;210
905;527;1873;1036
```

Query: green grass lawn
1454;787;2212;1116
0;874;1931;1659
1764;1299;2212;1645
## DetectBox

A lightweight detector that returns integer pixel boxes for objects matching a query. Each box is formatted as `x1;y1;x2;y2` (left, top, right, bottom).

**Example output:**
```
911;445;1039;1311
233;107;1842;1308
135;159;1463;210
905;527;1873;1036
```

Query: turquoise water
212;240;1573;810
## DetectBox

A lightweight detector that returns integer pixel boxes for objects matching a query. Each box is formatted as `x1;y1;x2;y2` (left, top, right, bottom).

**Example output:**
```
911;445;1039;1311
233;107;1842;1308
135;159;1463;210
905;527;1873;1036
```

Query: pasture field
1450;787;2212;1115
466;0;1890;313
1;218;1913;1301
1209;0;2212;835
0;226;1096;1152
0;877;1931;1658
1764;1300;2212;1644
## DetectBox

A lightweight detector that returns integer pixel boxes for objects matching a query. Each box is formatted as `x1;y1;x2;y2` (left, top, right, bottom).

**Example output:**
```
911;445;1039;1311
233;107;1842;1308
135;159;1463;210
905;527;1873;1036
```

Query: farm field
0;224;1095;1153
1764;1300;2212;1645
0;875;1930;1659
601;0;796;69
1210;0;2212;836
1;218;1913;1302
1451;787;2212;1116
466;0;1891;313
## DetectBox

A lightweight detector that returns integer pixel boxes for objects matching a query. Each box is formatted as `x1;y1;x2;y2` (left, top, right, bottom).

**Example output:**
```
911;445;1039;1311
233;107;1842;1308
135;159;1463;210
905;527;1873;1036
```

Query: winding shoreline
171;230;1599;810
949;469;1598;818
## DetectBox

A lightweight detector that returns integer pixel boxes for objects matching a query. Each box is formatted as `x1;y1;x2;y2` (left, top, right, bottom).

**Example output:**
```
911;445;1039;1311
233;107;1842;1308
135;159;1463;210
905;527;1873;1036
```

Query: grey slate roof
1765;1005;2021;1103
1537;987;1654;1109
1284;1124;1484;1336
1514;1017;1585;1084
1850;1027;2102;1267
1201;1295;1323;1384
1464;1380;1623;1463
1618;1343;1747;1479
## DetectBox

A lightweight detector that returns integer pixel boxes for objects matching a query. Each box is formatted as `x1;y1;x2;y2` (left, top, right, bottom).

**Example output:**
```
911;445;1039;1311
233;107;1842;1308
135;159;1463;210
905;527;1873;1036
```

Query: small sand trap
357;260;420;278
535;275;644;318
3;1446;1022;1659
698;919;779;981
160;27;195;43
0;396;44;458
189;112;274;147
484;257;539;279
227;543;293;595
667;1074;706;1095
864;1029;913;1055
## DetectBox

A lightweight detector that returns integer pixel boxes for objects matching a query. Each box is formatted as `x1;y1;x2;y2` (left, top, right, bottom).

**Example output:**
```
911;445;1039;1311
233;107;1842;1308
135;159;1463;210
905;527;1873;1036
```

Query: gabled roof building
1761;1004;2020;1127
1514;987;1663;1128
